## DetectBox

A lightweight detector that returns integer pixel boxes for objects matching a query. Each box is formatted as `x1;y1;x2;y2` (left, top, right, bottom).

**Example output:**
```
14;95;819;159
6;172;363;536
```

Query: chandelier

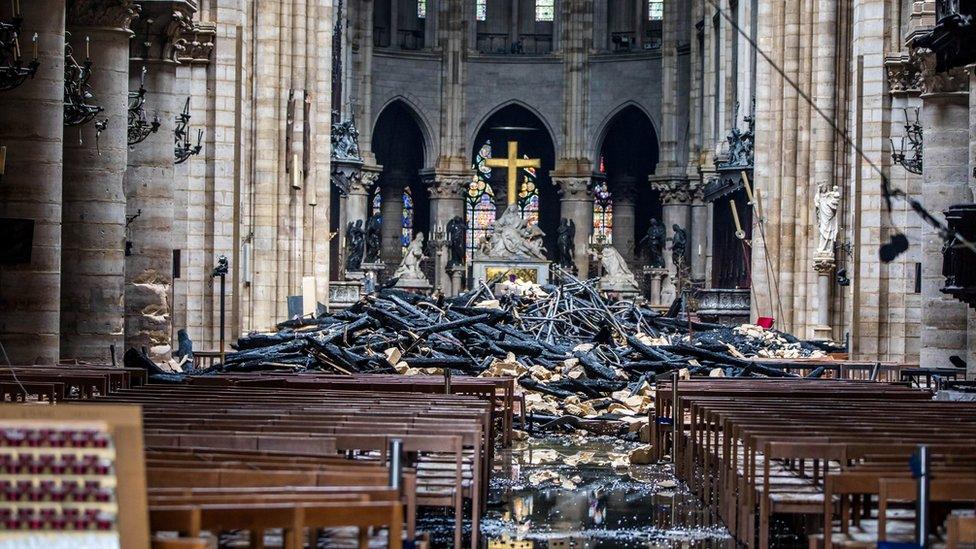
890;107;923;175
173;97;202;164
0;4;39;92
63;35;102;127
128;66;159;147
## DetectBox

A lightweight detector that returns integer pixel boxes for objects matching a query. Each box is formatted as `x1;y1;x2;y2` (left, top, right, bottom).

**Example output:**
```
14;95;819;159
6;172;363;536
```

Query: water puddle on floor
420;435;733;548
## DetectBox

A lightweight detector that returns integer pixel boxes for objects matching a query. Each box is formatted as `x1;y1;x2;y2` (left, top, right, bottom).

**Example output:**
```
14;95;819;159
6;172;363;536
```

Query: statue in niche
364;213;382;263
600;246;639;289
345;219;365;271
815;184;841;254
331;117;362;161
477;205;548;261
640;218;667;268
446;216;466;268
671;224;688;268
556;218;576;269
394;233;428;281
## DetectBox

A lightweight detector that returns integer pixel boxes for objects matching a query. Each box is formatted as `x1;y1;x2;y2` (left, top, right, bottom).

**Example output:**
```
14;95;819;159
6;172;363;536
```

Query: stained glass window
518;157;539;226
649;0;664;20
535;0;554;21
369;187;414;255
467;141;496;262
476;0;487;21
417;0;426;18
593;180;613;243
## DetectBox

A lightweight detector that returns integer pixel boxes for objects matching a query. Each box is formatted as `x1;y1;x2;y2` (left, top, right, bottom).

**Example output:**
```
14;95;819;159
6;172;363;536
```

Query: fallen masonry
133;273;842;436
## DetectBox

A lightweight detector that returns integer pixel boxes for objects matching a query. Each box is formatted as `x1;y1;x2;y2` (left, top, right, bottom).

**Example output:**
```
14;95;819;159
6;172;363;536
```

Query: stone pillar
916;53;970;368
424;170;469;291
0;0;65;364
555;176;594;277
380;172;409;267
610;176;637;265
60;1;137;363
690;184;709;284
651;179;692;302
123;2;194;360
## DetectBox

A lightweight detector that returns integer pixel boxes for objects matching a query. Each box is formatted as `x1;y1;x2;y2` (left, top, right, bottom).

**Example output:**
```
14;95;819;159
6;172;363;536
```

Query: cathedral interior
3;0;976;547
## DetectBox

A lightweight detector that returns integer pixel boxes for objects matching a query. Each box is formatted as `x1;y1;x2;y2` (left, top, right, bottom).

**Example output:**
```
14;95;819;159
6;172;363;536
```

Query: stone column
916;52;970;368
60;1;137;363
424;170;469;291
651;179;692;302
555;176;594;277
380;171;409;267
610;175;637;265
0;0;65;365
812;257;834;340
123;2;194;360
690;183;708;284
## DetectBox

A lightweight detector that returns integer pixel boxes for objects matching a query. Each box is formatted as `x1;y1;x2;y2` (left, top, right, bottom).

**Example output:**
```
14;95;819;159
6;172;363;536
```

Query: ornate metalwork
174;97;202;164
127;66;159;147
63;36;102;127
890;107;923;175
0;10;39;92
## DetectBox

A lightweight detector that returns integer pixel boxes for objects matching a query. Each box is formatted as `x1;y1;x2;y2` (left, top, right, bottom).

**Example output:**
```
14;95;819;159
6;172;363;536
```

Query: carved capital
423;172;471;200
813;254;836;274
67;0;140;29
131;1;196;62
885;54;922;96
554;177;593;200
912;47;970;96
177;22;215;64
650;178;692;204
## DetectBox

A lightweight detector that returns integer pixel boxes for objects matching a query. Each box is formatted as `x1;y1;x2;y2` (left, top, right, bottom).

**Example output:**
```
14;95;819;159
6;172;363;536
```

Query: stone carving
650;179;693;204
178;23;216;64
66;0;139;29
717;101;755;169
556;218;576;269
671;224;688;267
912;47;971;95
640;218;667;268
477;205;548;261
428;175;470;199
600;246;639;290
885;54;923;95
446;216;465;268
364;214;382;264
331;117;362;161
345;219;365;271
555;177;592;200
131;4;194;62
394;233;428;282
815;185;841;255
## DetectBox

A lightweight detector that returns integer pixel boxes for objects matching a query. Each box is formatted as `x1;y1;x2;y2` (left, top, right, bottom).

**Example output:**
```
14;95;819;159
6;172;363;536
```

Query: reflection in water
480;436;733;548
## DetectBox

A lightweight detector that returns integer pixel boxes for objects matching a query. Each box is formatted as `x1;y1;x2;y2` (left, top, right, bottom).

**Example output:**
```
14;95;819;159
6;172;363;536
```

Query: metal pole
388;438;404;490
219;273;226;364
915;444;930;548
109;344;116;368
444;367;452;394
671;370;679;464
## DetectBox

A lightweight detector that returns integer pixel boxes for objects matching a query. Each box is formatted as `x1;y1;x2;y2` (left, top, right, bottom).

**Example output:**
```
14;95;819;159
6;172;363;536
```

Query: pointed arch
373;96;435;168
591;101;660;165
468;99;558;156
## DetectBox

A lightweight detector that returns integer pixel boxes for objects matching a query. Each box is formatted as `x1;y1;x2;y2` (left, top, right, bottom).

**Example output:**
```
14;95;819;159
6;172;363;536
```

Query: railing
373;26;391;48
476;32;553;55
398;29;425;50
610;31;636;52
476;32;510;54
518;33;552;54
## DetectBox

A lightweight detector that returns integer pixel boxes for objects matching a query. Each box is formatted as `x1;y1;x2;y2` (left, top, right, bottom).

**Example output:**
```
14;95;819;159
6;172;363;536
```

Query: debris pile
204;272;836;434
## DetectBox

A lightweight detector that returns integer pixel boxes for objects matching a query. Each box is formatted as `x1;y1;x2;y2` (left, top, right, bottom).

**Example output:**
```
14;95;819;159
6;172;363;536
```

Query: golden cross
484;141;542;206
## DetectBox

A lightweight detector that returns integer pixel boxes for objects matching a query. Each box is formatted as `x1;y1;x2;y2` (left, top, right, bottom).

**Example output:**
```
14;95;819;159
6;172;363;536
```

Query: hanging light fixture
63;35;102;127
128;65;160;147
0;1;38;92
890;107;923;175
173;97;202;164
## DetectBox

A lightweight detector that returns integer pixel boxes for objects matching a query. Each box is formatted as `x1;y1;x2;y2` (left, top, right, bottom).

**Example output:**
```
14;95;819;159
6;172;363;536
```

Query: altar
471;259;550;286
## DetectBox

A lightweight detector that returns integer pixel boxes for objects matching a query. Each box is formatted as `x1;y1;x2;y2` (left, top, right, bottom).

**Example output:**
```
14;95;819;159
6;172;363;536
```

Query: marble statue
640;218;666;268
815;184;840;254
600;246;639;290
446;215;465;267
556;218;576;269
331;118;362;161
364;214;382;263
345;219;365;271
477;205;548;261
394;233;428;281
671;224;687;267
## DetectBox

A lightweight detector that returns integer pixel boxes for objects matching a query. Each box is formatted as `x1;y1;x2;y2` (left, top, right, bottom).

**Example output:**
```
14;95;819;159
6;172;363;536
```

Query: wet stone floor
419;435;734;548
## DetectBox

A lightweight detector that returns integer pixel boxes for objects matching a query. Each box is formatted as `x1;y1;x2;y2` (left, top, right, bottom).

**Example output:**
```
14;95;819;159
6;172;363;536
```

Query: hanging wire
703;0;976;256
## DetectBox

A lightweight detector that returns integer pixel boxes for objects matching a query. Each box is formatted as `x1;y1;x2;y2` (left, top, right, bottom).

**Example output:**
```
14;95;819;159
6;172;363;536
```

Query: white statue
476;205;548;261
600;246;639;290
394;233;428;281
815;185;841;254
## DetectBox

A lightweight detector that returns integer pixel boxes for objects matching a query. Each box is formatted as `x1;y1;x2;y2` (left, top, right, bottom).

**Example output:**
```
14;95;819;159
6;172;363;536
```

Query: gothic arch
468;99;558;157
373;96;436;168
591;101;660;165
